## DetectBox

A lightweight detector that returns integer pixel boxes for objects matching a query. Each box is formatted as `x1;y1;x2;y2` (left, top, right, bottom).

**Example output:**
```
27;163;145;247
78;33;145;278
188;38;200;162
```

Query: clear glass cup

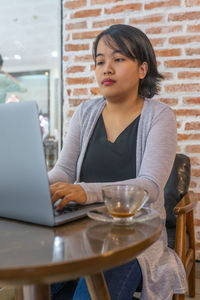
102;185;148;225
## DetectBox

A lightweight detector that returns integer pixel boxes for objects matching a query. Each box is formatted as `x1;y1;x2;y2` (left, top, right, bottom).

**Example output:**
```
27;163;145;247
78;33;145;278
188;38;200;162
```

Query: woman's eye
96;61;104;65
115;58;125;62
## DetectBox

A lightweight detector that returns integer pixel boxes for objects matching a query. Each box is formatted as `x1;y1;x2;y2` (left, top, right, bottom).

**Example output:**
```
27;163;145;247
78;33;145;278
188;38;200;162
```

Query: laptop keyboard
54;202;86;216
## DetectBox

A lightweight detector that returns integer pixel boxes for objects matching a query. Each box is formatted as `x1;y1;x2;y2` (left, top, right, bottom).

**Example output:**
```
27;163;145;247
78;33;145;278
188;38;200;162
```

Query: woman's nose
103;61;114;75
104;70;113;75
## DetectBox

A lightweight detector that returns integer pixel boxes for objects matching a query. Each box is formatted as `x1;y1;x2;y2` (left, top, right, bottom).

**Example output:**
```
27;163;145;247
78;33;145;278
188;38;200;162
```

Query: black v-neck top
80;114;140;183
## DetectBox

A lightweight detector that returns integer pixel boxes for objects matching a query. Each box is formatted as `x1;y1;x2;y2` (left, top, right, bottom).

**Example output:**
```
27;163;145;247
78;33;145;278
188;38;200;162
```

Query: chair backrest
164;153;191;228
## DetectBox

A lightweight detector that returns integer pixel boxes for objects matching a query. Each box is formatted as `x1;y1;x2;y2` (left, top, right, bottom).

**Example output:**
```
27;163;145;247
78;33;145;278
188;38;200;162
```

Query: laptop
0;101;104;226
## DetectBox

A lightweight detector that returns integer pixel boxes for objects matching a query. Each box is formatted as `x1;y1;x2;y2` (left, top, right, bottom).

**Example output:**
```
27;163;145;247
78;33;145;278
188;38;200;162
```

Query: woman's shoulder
81;97;105;109
143;97;174;115
76;97;105;116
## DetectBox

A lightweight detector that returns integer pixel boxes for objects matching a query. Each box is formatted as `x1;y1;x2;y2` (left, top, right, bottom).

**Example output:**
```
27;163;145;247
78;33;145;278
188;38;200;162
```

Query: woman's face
95;37;147;102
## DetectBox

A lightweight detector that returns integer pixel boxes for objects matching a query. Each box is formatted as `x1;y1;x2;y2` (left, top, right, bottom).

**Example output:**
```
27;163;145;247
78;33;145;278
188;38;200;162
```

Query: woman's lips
102;79;116;86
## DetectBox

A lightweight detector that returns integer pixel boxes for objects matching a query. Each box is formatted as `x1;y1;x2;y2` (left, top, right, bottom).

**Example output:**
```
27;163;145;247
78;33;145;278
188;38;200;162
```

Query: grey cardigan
49;97;187;300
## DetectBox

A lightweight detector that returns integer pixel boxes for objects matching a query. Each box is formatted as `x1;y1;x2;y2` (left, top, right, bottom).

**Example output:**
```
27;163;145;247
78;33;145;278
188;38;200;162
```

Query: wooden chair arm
174;191;197;215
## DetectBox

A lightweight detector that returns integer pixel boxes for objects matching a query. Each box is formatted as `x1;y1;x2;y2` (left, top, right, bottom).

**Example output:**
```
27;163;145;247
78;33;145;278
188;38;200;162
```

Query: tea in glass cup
102;185;148;225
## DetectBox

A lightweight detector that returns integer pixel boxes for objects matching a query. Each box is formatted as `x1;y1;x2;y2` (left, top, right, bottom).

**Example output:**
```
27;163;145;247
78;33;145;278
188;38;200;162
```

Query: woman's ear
139;62;148;79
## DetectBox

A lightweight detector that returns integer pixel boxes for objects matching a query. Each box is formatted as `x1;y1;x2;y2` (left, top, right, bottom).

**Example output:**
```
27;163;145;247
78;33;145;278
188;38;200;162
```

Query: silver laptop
0;101;103;226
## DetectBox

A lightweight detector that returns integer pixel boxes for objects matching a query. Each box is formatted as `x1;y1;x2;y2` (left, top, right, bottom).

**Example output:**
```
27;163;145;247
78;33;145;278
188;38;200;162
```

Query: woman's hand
50;182;87;210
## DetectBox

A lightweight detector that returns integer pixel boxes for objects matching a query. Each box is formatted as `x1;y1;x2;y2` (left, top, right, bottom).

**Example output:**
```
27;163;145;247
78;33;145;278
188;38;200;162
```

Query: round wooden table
0;214;161;300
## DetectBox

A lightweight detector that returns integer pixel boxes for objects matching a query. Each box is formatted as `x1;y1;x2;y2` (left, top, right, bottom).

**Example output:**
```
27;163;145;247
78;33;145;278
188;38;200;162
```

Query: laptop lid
0;101;56;226
0;101;104;227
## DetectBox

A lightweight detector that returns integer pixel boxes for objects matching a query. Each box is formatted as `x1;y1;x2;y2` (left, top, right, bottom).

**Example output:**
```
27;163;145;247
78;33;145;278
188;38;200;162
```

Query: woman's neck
104;95;144;116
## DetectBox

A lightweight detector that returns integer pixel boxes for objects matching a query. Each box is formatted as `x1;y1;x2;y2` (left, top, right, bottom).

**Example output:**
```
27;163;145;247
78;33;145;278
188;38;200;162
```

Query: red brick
178;72;200;79
90;64;95;71
90;87;100;95
130;14;164;24
185;122;200;130
186;145;200;153
190;181;197;188
157;60;161;67
66;66;86;73
178;134;200;141
194;219;200;226
65;44;89;52
169;36;200;44
189;156;200;166
63;56;69;62
155;49;181;57
74;55;93;62
73;88;88;96
145;0;180;10
159;98;178;106
64;0;86;9
168;11;200;21
177;121;181;129
146;25;182;35
191;168;200;176
183;97;200;105
185;0;200;6
175;109;200;116
165;59;200;68
66;77;94;85
104;3;141;14
187;24;200;33
186;48;200;56
71;9;101;19
68;98;85;107
65;21;87;31
67;89;71;96
72;31;101;40
68;110;75;118
92;18;124;28
165;83;200;93
163;72;174;80
150;38;165;47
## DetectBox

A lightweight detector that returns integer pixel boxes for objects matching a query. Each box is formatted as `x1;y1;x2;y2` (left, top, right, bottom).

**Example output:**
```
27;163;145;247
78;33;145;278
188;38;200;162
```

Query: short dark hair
0;54;3;66
92;24;163;98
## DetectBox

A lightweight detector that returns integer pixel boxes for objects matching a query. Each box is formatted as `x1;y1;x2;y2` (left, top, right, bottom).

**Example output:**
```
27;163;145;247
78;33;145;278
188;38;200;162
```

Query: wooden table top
0;215;161;286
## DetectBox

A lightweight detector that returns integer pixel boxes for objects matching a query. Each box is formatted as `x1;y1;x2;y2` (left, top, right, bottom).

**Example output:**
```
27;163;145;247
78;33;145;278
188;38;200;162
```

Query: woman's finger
52;189;66;204
56;194;74;210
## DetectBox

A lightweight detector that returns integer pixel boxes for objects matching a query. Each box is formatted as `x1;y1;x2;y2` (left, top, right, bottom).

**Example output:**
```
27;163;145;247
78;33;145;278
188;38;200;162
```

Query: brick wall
62;0;200;258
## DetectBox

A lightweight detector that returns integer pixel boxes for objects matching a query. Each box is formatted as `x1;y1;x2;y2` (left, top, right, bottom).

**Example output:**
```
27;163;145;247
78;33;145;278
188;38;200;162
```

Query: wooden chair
0;286;15;300
164;154;197;300
134;153;196;300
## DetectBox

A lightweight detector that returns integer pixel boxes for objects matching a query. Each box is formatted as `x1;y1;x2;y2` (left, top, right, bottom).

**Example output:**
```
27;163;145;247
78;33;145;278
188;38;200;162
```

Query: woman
49;24;187;300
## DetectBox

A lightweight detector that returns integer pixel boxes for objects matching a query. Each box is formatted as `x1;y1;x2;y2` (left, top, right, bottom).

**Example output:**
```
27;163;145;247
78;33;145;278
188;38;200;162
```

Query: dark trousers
51;258;142;300
51;280;77;300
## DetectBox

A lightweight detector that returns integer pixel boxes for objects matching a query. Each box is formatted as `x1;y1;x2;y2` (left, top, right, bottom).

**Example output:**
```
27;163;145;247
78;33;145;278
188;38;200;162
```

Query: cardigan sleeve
48;104;82;184
79;106;177;204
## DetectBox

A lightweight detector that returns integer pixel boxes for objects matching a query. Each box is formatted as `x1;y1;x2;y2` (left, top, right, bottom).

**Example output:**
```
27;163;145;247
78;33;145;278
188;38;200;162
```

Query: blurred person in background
0;54;27;103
